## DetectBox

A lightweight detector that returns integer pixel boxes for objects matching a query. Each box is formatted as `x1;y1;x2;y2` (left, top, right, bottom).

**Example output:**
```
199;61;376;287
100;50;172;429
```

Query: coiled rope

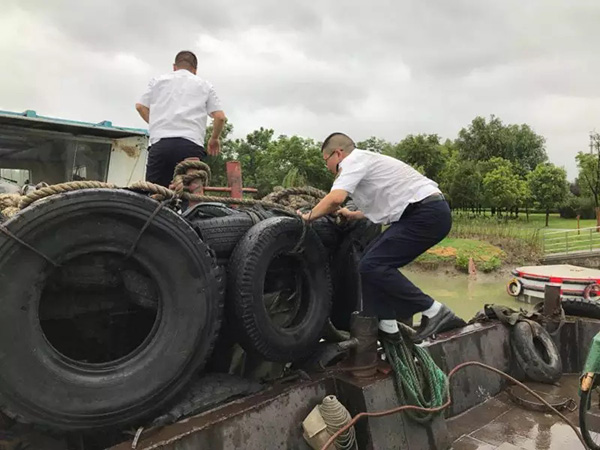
0;160;328;220
381;333;449;424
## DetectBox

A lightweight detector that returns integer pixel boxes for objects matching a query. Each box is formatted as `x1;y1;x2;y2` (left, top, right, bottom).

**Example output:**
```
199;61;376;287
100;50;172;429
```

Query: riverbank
412;235;541;274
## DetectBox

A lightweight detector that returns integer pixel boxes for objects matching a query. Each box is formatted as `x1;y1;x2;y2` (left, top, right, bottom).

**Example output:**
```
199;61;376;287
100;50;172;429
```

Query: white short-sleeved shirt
138;69;222;147
331;149;441;224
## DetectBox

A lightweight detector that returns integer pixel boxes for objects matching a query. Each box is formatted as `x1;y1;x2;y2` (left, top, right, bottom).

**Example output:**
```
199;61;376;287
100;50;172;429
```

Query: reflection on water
403;268;528;321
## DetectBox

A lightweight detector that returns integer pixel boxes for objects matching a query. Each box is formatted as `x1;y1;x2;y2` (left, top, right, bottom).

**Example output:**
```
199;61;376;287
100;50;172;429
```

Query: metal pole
543;283;562;318
226;161;243;199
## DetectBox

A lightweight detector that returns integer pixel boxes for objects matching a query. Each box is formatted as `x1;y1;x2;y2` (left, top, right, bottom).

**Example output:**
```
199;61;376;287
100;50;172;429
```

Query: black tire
511;321;562;383
227;216;332;362
330;238;362;331
562;298;600;319
0;189;223;430
580;374;600;450
190;214;255;263
311;217;341;249
327;220;380;332
340;218;382;254
182;202;239;220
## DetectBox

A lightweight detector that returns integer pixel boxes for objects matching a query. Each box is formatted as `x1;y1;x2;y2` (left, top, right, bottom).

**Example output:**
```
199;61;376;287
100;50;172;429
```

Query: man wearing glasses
300;132;464;349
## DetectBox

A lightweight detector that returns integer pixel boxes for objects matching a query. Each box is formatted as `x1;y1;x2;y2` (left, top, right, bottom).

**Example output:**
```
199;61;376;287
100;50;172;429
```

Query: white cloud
1;0;599;179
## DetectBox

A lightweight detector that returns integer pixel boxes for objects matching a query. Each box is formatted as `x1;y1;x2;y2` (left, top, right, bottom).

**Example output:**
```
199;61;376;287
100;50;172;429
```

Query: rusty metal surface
109;377;335;450
423;322;512;417
8;318;600;449
448;376;584;449
226;161;243;199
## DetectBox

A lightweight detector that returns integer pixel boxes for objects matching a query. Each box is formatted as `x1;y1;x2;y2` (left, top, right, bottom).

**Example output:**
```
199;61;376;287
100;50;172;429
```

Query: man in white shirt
135;51;226;187
300;132;464;348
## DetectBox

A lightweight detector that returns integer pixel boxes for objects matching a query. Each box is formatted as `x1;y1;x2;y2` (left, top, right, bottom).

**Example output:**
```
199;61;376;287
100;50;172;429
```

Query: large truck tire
227;216;332;362
562;298;600;319
190;214;255;263
0;189;223;431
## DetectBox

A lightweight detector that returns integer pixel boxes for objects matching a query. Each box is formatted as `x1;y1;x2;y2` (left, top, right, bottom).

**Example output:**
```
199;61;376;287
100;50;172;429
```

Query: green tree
445;160;483;210
576;140;600;229
576;151;600;208
482;164;524;216
387;134;448;180
233;127;275;189
457;115;547;174
356;136;393;154
255;135;333;195
527;163;568;226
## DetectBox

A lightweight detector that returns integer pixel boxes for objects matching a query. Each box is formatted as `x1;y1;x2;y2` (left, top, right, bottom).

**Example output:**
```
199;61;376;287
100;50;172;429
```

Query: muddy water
403;268;529;321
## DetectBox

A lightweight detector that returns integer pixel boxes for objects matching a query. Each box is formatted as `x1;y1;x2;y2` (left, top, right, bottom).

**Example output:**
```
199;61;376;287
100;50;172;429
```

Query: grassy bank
415;238;506;272
414;212;588;271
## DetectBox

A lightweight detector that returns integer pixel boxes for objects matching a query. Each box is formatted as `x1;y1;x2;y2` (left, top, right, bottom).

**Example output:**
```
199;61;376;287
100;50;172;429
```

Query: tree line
205;116;598;227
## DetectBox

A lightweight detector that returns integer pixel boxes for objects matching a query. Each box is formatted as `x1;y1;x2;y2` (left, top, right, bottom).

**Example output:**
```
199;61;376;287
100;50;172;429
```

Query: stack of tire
184;202;381;362
0;190;380;432
0;189;224;431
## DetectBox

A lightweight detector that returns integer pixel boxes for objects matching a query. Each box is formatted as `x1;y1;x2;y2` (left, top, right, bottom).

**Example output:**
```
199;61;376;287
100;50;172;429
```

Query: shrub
455;252;470;273
480;255;501;273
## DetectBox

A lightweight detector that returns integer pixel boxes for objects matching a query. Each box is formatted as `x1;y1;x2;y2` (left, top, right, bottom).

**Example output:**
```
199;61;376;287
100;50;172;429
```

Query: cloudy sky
2;0;599;178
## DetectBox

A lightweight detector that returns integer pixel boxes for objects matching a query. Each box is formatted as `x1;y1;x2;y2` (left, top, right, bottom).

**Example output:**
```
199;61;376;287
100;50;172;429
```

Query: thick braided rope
128;181;177;199
0;194;21;210
171;160;212;195
183;193;296;215
173;160;212;178
1;207;20;218
262;186;327;205
18;181;117;209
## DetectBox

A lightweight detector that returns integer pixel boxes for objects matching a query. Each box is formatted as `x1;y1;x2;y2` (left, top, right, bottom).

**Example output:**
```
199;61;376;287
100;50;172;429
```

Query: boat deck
448;375;583;449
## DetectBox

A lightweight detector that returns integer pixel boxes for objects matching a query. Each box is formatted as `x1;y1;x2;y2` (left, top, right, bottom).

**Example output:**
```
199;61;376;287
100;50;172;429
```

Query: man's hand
297;210;312;222
336;207;365;221
208;138;221;156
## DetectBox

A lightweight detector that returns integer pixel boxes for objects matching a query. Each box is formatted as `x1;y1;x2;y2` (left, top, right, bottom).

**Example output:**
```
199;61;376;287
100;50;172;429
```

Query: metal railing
542;227;600;256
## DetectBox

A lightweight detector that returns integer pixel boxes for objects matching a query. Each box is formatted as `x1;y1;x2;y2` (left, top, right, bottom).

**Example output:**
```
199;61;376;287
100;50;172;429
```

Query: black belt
402;193;445;217
418;192;445;205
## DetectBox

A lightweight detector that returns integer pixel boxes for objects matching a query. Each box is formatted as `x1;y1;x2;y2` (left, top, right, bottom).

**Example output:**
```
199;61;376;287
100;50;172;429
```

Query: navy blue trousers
146;137;207;188
359;200;452;320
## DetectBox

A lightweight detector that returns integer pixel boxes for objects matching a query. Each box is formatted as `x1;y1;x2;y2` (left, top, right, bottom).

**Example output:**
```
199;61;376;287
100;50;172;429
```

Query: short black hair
174;50;198;69
321;132;355;154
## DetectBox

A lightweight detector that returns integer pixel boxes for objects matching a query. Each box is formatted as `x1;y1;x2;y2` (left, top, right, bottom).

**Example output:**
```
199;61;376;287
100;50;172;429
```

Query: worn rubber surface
190;214;255;262
311;217;341;250
182;202;239;220
562;298;600;319
330;238;362;331
511;321;562;383
0;189;223;431
227;216;332;362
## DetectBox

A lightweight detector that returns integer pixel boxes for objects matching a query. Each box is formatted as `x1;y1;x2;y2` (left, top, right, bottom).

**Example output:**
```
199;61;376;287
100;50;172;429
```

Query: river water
403;268;529;321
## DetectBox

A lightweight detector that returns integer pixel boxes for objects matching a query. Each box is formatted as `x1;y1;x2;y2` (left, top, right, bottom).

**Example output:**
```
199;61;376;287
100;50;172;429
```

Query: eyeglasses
324;150;338;164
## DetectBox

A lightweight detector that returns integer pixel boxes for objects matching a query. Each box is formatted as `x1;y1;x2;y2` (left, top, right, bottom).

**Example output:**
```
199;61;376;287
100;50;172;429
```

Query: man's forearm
135;104;150;123
211;117;226;139
305;191;347;221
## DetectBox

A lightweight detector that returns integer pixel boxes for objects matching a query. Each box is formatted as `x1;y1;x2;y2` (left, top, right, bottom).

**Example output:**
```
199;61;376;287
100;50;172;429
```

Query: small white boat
508;264;600;303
